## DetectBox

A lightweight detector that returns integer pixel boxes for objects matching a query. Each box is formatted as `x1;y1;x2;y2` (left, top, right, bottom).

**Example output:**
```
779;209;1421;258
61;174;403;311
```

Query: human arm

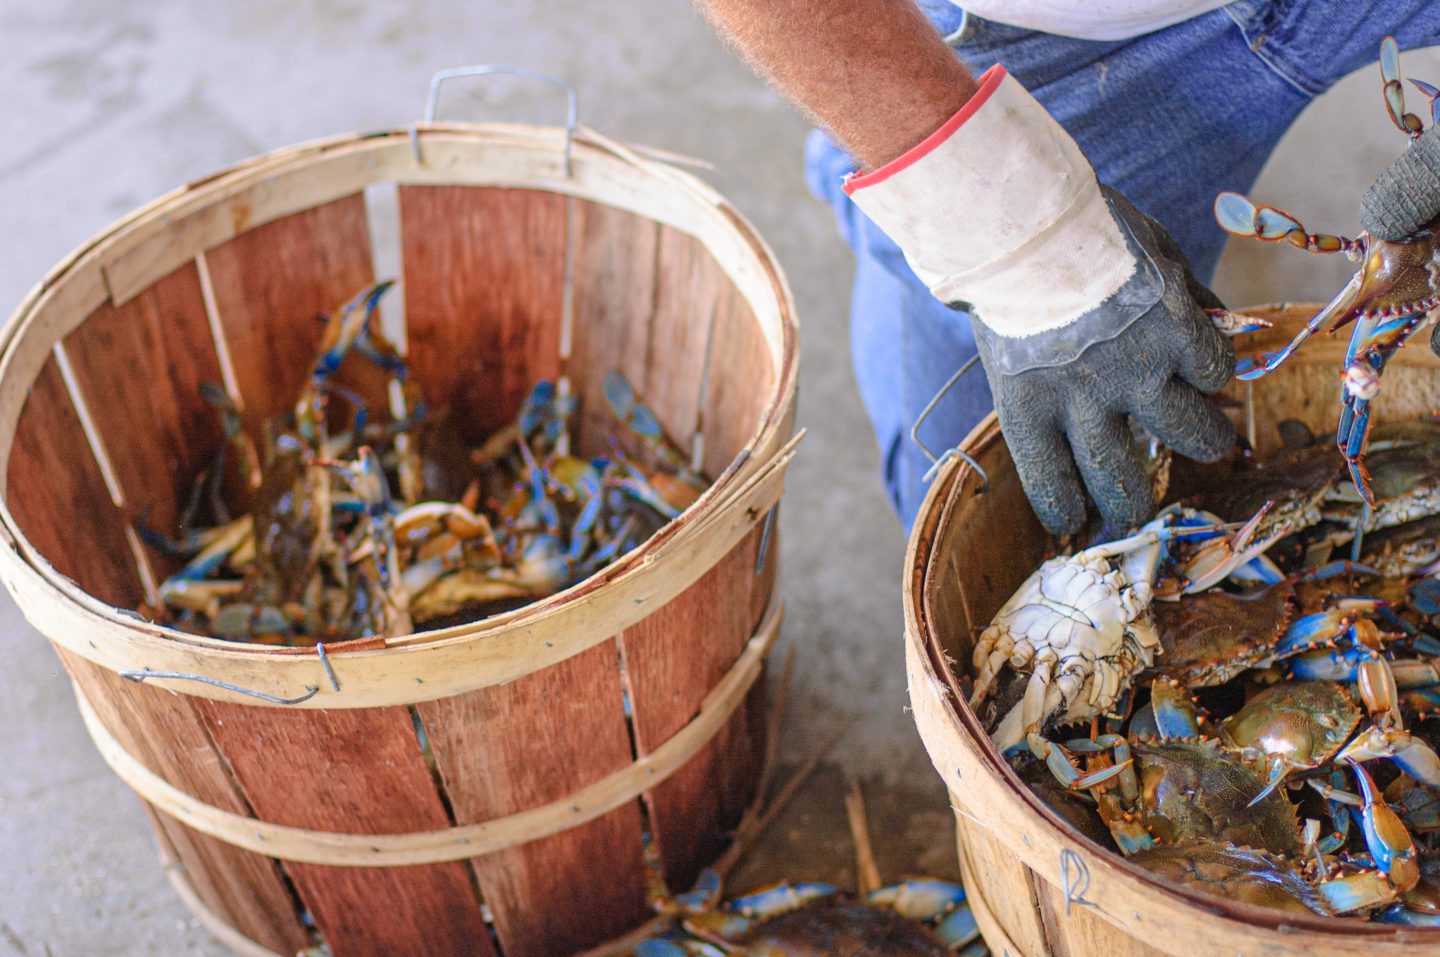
699;0;1236;535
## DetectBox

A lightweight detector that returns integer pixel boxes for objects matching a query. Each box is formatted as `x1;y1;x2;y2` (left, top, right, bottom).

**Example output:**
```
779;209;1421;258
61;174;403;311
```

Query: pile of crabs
142;280;706;645
966;36;1440;926
968;416;1440;925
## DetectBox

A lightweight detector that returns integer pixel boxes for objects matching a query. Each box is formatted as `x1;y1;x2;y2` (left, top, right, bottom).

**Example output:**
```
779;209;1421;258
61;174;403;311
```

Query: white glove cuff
844;65;1138;337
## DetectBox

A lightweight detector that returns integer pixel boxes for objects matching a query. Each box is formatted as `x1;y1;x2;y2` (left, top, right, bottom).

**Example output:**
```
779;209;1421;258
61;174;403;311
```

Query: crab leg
1235;272;1366;380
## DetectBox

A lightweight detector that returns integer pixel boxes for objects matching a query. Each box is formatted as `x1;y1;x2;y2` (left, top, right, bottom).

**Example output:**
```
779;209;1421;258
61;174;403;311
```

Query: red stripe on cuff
842;63;1008;196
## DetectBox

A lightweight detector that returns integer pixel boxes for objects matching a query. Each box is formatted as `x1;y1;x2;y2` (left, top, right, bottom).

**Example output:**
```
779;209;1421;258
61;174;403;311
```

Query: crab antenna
1381;36;1426;138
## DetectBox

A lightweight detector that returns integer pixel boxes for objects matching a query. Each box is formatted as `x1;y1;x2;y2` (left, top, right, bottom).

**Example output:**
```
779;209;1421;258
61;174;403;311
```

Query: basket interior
925;304;1440;664
5;186;776;619
917;303;1440;940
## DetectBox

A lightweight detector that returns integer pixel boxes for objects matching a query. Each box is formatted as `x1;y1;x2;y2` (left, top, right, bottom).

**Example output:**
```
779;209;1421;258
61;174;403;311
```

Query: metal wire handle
909;353;991;492
411;65;579;173
120;668;320;706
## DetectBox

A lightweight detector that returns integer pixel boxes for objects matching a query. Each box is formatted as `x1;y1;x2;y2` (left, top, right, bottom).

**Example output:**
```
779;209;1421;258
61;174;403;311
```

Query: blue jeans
807;0;1440;527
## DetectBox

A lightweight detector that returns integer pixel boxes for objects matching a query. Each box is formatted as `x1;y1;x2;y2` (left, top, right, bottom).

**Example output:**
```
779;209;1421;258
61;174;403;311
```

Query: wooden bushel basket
904;304;1440;957
0;97;797;957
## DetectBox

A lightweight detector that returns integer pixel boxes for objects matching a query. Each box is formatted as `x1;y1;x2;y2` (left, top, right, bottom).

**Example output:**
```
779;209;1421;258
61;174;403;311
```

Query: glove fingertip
1034;494;1087;538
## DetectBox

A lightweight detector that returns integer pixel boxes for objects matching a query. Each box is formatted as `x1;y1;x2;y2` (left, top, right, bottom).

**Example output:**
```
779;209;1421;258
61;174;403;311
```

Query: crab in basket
1029;679;1434;916
969;502;1278;751
1213;36;1440;506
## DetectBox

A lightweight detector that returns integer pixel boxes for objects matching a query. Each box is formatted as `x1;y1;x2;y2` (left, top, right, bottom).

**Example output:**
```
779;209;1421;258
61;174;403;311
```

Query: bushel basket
0;97;797;956
904;303;1440;957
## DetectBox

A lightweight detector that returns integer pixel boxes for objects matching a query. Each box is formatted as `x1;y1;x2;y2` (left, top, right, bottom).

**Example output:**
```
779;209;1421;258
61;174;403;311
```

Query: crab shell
1124;739;1304;858
1147;584;1295;689
1360;512;1440;578
1333;222;1440;333
1129;843;1332;918
1221;680;1363;776
977;553;1158;731
733;900;952;957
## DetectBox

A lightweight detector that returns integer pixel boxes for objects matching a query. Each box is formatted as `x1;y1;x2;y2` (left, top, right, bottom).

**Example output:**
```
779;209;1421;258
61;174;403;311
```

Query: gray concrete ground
1;3;1437;954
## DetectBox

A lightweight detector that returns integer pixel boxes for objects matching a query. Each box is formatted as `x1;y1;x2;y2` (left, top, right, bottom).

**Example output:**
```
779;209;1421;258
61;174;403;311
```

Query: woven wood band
76;600;782;867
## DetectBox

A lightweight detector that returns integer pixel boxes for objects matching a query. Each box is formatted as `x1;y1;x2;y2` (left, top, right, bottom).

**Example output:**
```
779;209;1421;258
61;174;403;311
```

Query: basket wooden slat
569;202;660;458
625;523;769;890
399;186;566;442
58;651;308;955
701;277;776;481
205;193;390;443
2;121;798;956
8;359;142;607
905;304;1440;957
418;641;650;956
193;698;493;956
61;260;229;585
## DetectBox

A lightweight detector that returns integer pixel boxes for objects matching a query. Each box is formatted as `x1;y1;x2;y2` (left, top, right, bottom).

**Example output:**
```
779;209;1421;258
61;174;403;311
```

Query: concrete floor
1;3;1437;954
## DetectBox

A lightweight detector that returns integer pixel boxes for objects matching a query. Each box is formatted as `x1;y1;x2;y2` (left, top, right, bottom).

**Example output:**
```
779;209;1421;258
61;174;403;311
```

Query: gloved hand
1358;125;1440;356
846;65;1235;536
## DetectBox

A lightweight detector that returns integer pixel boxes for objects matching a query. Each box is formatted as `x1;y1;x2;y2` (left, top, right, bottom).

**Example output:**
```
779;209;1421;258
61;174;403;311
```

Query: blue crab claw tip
936;905;981;947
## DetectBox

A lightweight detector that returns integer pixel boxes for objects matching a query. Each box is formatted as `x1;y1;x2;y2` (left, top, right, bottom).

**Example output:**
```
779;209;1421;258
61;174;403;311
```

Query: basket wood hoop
905;304;1440;957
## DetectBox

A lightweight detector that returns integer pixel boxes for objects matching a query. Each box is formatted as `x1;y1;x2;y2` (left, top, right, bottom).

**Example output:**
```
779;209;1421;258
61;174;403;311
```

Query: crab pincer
1317;762;1422;914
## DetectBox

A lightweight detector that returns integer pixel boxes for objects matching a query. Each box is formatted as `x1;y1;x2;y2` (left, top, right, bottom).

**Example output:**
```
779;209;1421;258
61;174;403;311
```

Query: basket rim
902;302;1440;946
0;123;799;705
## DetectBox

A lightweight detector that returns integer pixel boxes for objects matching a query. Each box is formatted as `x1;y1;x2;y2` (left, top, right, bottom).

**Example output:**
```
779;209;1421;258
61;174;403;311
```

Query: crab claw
1170;504;1280;594
867;879;967;919
1339;725;1440;794
1205;307;1272;337
1413;77;1440;126
1272;597;1389;658
1352;761;1421;888
675;868;722;913
935;902;982;949
730;881;836;918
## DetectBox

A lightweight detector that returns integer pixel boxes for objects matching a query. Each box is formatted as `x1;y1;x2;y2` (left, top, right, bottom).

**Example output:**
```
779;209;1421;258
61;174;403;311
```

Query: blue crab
1214;37;1440;507
636;873;981;957
972;504;1277;751
1030;680;1424;915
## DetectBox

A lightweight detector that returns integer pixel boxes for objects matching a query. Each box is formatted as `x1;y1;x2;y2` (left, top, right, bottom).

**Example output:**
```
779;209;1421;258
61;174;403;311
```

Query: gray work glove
843;69;1233;536
1359;126;1440;356
971;188;1236;536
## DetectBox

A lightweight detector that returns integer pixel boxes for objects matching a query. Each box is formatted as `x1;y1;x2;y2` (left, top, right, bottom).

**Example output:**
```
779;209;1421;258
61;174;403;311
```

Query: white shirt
950;0;1232;41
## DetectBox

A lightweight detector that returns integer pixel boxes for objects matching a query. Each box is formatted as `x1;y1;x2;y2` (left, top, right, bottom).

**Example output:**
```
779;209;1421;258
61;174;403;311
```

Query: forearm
697;0;978;169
